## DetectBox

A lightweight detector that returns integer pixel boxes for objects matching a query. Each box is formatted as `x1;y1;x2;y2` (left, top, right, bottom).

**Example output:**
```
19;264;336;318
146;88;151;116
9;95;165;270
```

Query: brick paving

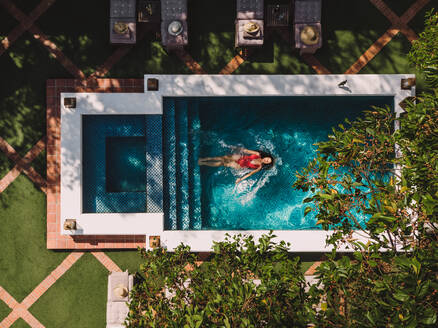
219;54;245;75
304;261;323;276
0;0;431;325
91;252;122;272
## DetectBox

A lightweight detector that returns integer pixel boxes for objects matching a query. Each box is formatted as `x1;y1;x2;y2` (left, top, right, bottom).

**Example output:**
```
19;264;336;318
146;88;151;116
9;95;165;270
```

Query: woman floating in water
198;148;274;184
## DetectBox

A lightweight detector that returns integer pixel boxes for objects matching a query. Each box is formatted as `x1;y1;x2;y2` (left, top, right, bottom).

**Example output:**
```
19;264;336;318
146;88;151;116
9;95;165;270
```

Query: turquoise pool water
163;96;393;230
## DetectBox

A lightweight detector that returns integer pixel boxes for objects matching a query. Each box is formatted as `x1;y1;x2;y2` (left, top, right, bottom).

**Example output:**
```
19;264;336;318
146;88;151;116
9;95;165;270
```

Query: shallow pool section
106;136;146;192
163;96;394;230
82;114;163;213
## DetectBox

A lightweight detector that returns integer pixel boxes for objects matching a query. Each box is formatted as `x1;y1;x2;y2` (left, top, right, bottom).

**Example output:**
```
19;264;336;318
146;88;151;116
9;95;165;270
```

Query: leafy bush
126;233;312;328
409;10;438;88
294;10;438;327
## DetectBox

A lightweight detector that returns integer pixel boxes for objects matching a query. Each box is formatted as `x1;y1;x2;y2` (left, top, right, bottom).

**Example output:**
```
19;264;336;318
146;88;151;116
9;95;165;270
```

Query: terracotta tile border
46;78;146;250
304;261;323;276
175;48;207;74
219;54;245;75
91;252;122;272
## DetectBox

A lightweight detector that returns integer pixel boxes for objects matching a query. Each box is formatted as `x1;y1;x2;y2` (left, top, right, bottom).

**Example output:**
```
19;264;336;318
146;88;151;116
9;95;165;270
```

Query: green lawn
10;318;30;328
106;251;145;274
29;253;108;328
0;176;67;302
0;300;11;323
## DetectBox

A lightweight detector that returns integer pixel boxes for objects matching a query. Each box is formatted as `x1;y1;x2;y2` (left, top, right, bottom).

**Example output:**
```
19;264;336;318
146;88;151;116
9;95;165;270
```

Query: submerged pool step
163;99;177;230
145;115;163;212
175;100;190;230
188;101;202;230
163;98;203;231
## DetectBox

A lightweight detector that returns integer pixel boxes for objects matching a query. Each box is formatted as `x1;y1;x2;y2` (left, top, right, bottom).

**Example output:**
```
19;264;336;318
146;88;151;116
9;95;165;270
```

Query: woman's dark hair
258;150;275;169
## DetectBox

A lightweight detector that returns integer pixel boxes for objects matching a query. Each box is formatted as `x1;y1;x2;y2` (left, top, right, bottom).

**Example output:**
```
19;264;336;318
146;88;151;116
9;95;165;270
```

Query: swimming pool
60;74;413;251
163;96;394;231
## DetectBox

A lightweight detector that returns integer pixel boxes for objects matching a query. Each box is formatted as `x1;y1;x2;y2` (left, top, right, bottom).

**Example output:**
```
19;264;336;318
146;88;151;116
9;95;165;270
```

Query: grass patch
106;250;144;274
360;33;413;74
12;0;42;14
10;318;30;327
29;253;108;328
187;0;236;73
385;0;416;17
32;149;46;180
0;154;14;182
315;0;390;73
360;33;428;92
408;2;436;34
0;175;67;302
234;34;313;74
300;261;315;274
0;8;18;41
108;250;317;276
0;36;69;156
108;38;191;77
37;0;113;77
0;301;11;322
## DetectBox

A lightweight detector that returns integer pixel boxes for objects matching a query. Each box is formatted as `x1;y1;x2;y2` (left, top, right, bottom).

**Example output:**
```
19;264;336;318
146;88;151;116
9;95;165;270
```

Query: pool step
163;98;203;230
163;98;177;230
145;115;163;212
175;100;190;230
188;100;202;229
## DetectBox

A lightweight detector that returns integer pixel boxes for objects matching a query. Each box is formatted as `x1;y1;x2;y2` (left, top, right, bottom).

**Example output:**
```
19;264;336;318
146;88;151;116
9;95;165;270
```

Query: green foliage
409;10;438;88
292;9;438;327
127;233;312;327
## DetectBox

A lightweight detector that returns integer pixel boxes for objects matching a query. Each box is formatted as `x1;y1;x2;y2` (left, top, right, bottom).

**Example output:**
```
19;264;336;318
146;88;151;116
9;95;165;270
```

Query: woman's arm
236;167;262;184
241;148;260;155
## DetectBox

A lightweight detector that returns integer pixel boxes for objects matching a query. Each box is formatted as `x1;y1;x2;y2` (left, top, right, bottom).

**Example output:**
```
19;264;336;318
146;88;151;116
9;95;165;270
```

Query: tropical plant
409;10;438;88
293;9;438;327
126;233;312;328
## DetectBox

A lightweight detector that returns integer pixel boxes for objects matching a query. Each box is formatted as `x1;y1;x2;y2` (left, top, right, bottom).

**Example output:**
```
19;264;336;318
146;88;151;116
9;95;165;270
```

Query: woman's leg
223;154;242;169
198;156;224;166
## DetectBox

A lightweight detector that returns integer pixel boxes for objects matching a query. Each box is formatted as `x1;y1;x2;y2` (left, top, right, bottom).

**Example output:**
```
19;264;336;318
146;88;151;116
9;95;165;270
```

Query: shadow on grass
36;0;113;76
0;37;67;181
187;0;236;73
314;0;391;74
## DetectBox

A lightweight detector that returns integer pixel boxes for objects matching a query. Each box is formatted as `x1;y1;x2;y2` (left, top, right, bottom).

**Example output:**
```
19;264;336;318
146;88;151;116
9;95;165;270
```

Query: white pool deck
60;74;414;252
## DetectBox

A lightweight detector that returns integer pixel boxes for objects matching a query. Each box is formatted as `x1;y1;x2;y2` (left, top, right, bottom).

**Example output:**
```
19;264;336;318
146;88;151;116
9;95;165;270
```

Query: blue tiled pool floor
82;115;162;213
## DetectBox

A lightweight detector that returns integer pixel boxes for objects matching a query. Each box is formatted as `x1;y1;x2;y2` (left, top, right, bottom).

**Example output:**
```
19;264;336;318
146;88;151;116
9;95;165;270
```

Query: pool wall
60;75;414;252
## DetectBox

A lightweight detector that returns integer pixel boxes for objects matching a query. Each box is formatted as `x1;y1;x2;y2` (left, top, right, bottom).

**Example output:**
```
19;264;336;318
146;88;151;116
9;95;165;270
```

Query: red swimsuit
237;154;260;169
